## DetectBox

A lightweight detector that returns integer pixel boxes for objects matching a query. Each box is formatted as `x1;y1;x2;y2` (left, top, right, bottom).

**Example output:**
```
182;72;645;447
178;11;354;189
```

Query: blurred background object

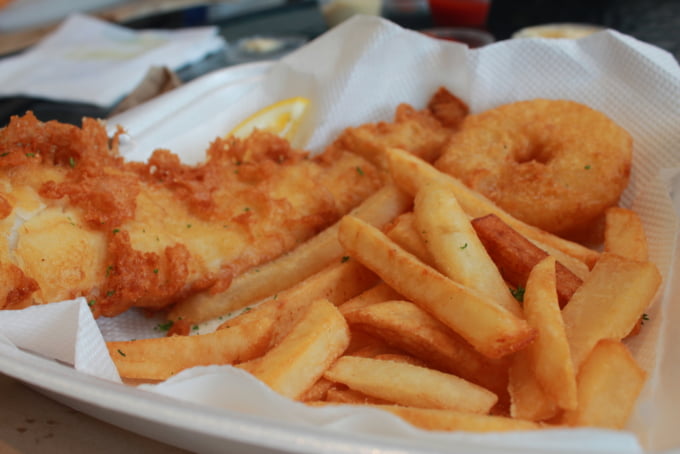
486;0;680;59
420;26;494;47
512;23;604;39
319;0;382;27
427;0;489;28
0;0;678;128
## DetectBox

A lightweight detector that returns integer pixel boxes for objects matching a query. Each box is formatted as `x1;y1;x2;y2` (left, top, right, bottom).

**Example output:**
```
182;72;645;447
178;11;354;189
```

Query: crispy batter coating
0;113;383;316
435;99;633;238
329;88;465;170
427;86;469;130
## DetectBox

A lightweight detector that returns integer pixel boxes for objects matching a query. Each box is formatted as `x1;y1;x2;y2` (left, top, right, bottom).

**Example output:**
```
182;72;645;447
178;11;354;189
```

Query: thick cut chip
344;300;509;395
262;257;379;309
561;339;646;429
324;356;497;413
471;214;585;307
384;212;435;266
338;215;535;358
345;330;405;358
219;258;376;348
298;377;335;402
603;208;652;338
338;282;403;316
107;315;275;380
324;387;393;405
386;147;600;268
562;253;662;369
524;257;577;411
376;405;543;432
373;353;431;368
237;298;350;400
604;207;649;262
414;183;522;316
169;183;410;324
508;349;559;421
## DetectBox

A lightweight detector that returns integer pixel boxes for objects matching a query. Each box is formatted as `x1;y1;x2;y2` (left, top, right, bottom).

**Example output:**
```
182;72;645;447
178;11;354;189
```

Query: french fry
107;314;275;381
263;257;379;307
604;207;649;262
338;215;535;359
338;282;403;316
375;405;544;432
561;339;646;429
344;328;400;357
414;183;522;316
529;238;591;281
508;349;559;422
324;356;498;413
373;353;431;368
562;253;662;370
298;377;335;402
385;147;600;269
237;298;350;400
471;214;585;307
169;183;411;324
384;212;436;266
217;296;300;353
523;257;577;411
325;387;393;405
344;300;509;394
218;256;378;349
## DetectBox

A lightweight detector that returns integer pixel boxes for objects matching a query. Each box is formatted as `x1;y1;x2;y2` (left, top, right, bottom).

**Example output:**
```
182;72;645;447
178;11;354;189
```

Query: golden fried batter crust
0;113;383;317
435;99;632;238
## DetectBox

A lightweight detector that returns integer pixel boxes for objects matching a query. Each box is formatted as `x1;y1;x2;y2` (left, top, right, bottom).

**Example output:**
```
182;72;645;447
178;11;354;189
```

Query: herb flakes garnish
511;285;525;303
155;321;174;332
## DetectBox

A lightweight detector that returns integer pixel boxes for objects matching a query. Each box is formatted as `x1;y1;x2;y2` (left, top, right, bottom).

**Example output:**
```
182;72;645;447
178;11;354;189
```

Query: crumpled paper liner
0;298;119;382
1;15;680;454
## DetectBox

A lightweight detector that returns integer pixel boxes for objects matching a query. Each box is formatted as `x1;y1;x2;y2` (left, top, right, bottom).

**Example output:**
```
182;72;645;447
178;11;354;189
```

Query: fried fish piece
0;113;383;317
329;94;461;170
427;86;469;130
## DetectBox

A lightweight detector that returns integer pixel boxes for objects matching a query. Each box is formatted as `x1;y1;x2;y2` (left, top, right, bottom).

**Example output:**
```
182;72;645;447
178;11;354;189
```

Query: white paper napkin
0;298;120;382
0;13;225;106
2;15;680;454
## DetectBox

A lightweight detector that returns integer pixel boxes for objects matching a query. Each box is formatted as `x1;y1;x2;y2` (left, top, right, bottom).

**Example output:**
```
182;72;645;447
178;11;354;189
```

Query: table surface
0;374;191;454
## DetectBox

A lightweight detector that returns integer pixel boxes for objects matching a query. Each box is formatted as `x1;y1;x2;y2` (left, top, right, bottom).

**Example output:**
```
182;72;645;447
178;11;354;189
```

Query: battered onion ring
435;99;633;238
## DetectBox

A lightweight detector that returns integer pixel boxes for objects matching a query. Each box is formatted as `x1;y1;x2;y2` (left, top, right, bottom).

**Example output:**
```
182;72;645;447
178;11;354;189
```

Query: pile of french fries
107;146;661;434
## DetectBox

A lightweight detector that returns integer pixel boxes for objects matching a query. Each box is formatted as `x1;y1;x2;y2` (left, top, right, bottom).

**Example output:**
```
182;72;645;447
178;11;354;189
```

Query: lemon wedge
227;97;310;147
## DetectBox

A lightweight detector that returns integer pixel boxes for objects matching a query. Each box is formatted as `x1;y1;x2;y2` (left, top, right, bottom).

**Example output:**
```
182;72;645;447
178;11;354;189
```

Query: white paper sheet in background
0;13;225;106
1;15;680;454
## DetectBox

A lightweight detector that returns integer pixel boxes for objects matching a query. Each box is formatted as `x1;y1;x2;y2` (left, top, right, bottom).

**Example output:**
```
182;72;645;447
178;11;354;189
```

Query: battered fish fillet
0;113;383;317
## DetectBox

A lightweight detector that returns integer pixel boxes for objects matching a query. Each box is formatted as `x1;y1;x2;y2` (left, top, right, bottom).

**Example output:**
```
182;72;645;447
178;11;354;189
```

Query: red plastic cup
427;0;491;28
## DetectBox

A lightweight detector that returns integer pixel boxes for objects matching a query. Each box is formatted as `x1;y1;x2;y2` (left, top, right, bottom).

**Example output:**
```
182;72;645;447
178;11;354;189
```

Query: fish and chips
0;87;662;439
